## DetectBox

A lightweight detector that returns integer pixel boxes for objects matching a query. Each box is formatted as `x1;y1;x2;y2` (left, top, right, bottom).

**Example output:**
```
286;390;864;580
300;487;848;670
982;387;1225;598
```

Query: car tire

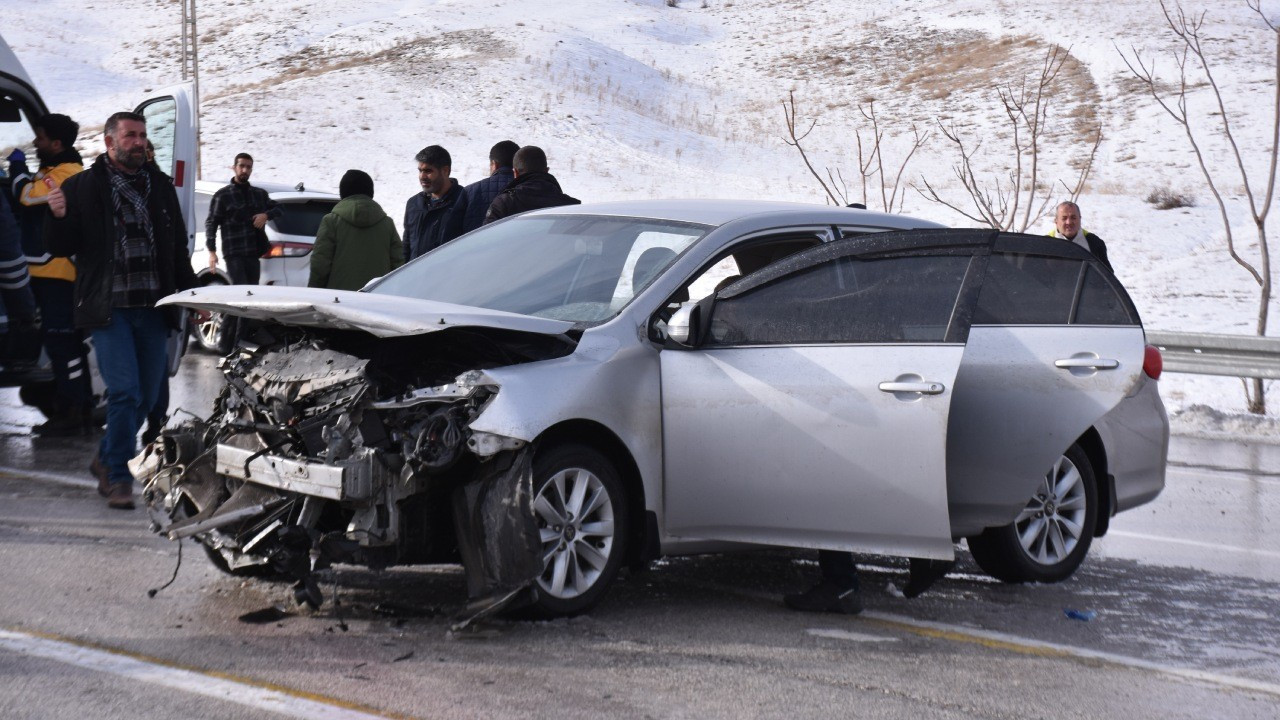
967;442;1098;584
526;443;630;617
190;279;234;355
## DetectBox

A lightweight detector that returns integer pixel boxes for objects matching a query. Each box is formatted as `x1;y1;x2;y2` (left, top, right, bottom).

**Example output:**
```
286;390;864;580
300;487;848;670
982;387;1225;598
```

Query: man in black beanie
308;170;402;291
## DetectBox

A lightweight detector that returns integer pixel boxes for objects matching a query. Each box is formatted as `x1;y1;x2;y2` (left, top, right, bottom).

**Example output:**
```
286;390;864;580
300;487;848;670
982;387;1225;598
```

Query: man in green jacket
308;170;402;290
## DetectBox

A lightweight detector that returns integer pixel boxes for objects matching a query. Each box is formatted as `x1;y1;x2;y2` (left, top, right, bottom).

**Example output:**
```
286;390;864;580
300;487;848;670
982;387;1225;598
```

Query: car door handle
1054;358;1119;370
878;381;946;395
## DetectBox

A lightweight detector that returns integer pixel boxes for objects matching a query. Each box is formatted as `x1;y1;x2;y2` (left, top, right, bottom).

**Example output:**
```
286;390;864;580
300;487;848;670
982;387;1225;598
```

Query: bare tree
1120;1;1279;414
782;91;842;206
782;92;927;211
917;46;1102;233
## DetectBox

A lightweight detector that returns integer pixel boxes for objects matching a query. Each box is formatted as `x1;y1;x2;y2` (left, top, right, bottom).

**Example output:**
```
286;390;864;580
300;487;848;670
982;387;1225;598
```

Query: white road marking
862;611;1280;699
1108;530;1280;559
0;467;95;490
0;629;395;720
806;628;896;643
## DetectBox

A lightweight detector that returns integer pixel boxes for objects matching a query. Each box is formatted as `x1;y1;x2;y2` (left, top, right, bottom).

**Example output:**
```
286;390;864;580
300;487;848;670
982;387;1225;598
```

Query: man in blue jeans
44;111;197;509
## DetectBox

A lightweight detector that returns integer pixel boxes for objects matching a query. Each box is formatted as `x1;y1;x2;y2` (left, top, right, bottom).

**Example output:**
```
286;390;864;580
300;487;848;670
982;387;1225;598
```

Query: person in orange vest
7;113;92;436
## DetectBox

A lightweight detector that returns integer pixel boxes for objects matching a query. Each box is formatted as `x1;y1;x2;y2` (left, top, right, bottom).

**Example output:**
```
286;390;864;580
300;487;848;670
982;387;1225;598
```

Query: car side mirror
666;304;698;346
662;295;717;349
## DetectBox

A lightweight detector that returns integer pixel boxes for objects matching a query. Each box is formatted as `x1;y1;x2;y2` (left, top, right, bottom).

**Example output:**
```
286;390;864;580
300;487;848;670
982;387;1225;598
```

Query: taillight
262;241;312;258
1143;344;1163;380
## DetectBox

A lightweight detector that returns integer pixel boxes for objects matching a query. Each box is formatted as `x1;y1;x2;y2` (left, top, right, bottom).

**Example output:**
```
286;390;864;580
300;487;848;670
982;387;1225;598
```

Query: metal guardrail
1145;331;1280;379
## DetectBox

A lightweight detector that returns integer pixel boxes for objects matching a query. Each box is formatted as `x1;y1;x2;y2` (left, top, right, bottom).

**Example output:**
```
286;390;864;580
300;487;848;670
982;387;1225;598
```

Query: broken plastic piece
1063;608;1096;621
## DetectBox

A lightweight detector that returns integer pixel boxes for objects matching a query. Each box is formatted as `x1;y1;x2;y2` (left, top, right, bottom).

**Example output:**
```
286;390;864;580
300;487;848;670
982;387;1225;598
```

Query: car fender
466;326;665;524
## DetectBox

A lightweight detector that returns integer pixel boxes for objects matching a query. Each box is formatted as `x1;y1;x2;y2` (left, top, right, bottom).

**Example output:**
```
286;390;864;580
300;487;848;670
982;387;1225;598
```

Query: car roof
521;199;948;230
195;179;337;201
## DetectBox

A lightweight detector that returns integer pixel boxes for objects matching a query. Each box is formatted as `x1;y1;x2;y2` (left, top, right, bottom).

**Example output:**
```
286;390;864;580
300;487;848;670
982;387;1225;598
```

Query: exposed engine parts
136;327;554;617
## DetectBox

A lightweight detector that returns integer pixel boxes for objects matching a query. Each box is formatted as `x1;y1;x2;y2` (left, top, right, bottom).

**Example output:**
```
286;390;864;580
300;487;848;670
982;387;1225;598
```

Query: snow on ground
4;0;1280;426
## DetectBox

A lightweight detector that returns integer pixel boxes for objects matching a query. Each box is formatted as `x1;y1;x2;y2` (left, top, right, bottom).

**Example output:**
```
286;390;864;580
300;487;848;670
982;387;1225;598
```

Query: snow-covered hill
5;0;1280;417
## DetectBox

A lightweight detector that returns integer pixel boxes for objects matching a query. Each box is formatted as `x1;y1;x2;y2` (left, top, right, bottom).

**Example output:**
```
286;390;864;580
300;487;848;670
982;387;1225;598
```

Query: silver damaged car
136;200;1169;620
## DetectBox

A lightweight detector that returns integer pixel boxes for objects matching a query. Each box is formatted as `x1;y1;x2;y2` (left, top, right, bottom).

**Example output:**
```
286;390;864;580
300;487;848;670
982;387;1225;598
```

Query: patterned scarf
104;157;155;248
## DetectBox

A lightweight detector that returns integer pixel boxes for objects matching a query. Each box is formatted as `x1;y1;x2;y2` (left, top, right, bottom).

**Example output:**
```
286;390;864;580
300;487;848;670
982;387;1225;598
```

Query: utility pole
180;0;201;179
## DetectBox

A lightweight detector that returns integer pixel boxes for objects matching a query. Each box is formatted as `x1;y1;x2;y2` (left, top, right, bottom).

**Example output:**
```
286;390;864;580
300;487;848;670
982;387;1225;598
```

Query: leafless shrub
1120;0;1279;413
916;46;1102;233
782;92;927;211
1145;186;1196;209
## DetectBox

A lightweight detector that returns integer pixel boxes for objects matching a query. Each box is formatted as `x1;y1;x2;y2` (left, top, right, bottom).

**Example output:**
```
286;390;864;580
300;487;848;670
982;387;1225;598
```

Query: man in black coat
44;111;198;509
403;145;468;262
459;140;518;234
1049;201;1112;272
482;146;580;225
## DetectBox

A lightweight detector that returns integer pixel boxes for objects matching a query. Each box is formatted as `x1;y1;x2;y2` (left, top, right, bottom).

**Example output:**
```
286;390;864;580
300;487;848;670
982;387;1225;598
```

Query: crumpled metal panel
158;284;575;338
451;449;541;614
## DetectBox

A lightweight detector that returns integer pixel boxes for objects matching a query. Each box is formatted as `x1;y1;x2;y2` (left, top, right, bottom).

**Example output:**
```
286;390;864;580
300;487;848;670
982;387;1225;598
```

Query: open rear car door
134;83;197;373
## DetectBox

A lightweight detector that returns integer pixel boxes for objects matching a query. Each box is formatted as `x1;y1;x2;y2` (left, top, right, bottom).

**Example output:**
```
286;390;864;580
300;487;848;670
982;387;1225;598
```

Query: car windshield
371;214;709;323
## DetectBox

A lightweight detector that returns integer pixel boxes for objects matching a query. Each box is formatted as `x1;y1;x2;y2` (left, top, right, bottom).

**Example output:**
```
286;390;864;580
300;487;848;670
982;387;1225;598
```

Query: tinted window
273;201;336;237
1074;265;1136;325
709;255;972;345
973;253;1082;325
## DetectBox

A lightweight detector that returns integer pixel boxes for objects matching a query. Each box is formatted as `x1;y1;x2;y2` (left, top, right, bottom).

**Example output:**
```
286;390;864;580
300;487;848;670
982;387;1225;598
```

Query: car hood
159;284;576;339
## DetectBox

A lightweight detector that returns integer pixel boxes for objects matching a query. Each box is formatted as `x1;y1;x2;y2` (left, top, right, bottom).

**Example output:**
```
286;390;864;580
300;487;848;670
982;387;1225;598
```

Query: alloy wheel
533;466;616;600
1014;454;1088;566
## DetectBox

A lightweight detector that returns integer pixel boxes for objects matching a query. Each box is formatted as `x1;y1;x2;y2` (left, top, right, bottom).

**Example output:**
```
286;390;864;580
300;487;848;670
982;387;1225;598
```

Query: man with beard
205;153;278;284
6;113;92;436
204;153;278;349
482;145;580;224
403;145;467;262
44;112;197;510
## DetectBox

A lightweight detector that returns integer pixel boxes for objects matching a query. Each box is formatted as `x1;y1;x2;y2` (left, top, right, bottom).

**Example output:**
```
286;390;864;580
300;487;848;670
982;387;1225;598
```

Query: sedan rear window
973;253;1082;325
273;201;337;237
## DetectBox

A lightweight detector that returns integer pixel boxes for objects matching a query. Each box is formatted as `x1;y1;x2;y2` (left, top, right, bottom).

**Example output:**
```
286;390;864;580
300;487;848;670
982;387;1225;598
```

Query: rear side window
709;254;972;345
1074;265;1137;325
973;253;1082;325
273;201;337;237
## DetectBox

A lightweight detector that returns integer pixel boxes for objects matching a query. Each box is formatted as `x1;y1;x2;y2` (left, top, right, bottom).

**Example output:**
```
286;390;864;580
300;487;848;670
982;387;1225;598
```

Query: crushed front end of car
135;288;578;621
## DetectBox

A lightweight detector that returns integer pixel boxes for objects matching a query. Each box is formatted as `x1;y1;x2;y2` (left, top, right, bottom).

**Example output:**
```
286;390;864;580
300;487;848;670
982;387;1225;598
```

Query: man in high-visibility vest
7;113;91;436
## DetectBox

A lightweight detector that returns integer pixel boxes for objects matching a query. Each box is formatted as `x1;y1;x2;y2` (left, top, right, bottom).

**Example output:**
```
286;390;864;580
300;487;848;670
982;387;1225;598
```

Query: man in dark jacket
205;152;280;284
309;170;402;291
403;145;467;262
1049;201;1112;272
483;146;580;225
45;111;198;509
459;140;518;234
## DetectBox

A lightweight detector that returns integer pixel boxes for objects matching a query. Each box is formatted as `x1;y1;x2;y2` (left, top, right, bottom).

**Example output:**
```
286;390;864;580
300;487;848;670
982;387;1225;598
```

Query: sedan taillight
1143;344;1163;380
263;241;312;258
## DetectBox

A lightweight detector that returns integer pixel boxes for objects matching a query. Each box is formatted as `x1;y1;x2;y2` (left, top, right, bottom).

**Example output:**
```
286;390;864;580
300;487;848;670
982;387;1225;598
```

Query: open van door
134;83;197;373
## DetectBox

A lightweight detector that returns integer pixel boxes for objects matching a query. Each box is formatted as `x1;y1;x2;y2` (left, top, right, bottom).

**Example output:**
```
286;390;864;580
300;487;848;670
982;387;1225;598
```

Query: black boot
903;558;954;598
784;581;863;614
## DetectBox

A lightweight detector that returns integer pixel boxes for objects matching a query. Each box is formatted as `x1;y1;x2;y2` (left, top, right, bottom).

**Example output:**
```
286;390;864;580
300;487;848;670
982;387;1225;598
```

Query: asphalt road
0;353;1277;719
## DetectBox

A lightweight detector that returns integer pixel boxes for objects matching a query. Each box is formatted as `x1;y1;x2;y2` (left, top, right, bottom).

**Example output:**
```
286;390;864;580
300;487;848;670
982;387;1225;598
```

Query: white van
1;33;338;364
0;32;200;413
